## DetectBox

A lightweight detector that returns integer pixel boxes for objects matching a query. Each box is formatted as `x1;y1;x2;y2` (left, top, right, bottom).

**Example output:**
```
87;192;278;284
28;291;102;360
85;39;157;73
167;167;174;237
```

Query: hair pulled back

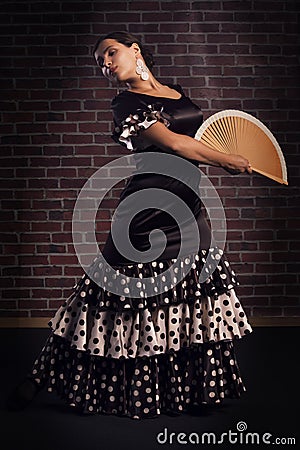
92;31;154;70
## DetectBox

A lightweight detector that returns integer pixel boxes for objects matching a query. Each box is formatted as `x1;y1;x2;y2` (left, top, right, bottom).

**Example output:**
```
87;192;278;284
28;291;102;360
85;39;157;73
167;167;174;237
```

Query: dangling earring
136;58;149;81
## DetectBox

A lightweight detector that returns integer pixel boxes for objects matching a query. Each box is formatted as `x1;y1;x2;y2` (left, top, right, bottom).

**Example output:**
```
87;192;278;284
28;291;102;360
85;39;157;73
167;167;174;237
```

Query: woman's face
94;38;139;83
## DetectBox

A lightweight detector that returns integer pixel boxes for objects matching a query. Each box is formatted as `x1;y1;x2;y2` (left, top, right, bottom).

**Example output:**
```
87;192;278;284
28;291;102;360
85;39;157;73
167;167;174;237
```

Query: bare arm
141;121;252;174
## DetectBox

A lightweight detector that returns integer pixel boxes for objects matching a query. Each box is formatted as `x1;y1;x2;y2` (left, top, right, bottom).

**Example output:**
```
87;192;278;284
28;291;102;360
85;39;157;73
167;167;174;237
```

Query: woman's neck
126;74;163;94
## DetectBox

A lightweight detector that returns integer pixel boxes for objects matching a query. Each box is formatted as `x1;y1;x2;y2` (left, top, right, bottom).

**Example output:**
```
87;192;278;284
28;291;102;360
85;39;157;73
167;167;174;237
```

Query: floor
1;327;299;450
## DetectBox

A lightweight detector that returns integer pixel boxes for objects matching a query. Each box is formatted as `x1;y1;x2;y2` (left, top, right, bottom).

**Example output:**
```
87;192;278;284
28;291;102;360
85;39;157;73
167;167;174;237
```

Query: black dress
28;84;253;420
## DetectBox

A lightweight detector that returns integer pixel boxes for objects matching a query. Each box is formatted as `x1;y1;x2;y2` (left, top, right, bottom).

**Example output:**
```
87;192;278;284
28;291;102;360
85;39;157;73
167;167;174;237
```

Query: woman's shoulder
110;84;187;120
110;90;152;123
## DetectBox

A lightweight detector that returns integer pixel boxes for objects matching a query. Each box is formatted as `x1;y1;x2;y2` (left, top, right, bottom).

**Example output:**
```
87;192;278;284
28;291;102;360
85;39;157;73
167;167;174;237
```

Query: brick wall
1;0;299;323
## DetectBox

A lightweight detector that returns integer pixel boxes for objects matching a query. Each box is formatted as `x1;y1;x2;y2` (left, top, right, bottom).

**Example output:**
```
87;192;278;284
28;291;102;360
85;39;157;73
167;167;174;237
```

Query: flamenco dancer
7;32;253;420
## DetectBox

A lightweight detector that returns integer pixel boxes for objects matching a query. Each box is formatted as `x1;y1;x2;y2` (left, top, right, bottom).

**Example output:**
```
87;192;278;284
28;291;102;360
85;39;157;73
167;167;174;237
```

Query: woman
7;31;253;420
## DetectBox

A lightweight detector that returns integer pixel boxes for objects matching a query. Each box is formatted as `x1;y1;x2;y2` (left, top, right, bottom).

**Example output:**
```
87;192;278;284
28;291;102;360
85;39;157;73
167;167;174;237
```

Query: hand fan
194;109;288;185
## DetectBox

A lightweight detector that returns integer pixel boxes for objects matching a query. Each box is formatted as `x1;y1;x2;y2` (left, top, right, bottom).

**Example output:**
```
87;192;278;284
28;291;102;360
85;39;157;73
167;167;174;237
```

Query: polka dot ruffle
62;247;240;313
29;333;246;420
48;289;252;359
36;246;253;419
112;102;170;151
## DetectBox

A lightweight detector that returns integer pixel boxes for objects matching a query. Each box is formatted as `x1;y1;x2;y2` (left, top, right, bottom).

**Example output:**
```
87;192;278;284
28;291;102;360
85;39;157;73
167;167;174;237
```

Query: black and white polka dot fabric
28;246;252;420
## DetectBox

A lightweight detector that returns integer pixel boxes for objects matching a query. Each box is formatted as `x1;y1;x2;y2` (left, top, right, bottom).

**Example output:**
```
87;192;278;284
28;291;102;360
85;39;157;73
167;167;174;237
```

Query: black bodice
102;85;211;266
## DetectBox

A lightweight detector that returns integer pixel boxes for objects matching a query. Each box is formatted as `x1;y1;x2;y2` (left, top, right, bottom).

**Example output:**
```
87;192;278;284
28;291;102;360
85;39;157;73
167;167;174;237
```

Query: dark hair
92;31;154;70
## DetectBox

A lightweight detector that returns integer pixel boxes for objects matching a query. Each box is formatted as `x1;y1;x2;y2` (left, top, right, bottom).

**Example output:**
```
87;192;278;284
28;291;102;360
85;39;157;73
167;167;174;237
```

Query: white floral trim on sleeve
113;103;171;151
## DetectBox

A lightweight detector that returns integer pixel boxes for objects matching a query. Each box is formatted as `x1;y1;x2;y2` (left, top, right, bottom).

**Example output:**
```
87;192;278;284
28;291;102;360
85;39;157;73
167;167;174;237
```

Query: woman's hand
222;154;253;175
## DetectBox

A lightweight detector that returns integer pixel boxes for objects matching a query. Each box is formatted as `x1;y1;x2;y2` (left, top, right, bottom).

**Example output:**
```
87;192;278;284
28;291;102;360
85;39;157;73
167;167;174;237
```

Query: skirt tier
28;246;252;420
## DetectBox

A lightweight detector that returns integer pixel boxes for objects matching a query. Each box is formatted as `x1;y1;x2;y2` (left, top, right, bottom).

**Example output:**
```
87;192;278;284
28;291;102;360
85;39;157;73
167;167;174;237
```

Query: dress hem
29;332;249;420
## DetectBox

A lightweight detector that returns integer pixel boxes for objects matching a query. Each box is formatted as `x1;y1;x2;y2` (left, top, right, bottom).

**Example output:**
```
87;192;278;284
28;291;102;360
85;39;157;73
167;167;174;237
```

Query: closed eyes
96;48;116;68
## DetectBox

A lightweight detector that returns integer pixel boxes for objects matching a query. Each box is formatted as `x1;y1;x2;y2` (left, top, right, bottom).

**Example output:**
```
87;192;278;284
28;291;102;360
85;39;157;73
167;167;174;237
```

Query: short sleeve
111;91;170;151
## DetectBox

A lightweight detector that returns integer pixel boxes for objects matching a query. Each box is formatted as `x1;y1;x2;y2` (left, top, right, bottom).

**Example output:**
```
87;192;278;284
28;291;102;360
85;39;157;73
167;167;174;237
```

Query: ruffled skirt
28;246;252;420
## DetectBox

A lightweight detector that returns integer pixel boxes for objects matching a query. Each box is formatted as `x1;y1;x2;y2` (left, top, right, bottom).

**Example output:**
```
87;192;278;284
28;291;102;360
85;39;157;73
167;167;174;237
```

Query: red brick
1;0;299;322
174;56;204;65
192;67;221;76
252;23;283;33
19;300;48;309
0;102;16;111
228;242;258;252
51;101;81;111
173;11;203;22
17;211;47;221
66;112;96;121
0;255;17;267
0;233;18;243
62;2;94;11
83;100;111;110
207;34;236;44
47;168;76;178
0;211;14;222
192;1;221;9
49;255;78;265
30;310;56;317
32;266;62;277
130;24;160;34
142;12;172;21
28;179;58;189
163;1;189;10
241;252;271;263
61;156;91;167
43;145;73;156
31;222;62;232
36;244;66;254
159;44;188;54
62;89;93;100
161;23;190;33
0;311;29;317
240;297;268;306
45;277;74;287
1;136;30;146
31;289;63;299
283;307;300;317
2;289;31;298
47;123;77;133
2;267;31;277
0;221;30;233
244;230;275;240
271;297;298;306
51;233;72;243
259;241;288;251
0;169;14;179
79;123;109;133
0;300;17;309
221;23;252;33
73;13;104;23
205;12;233;21
62;134;93;144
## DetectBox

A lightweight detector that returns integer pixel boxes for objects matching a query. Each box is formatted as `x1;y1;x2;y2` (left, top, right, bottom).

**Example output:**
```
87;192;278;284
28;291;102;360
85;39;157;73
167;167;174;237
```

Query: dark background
1;1;300;449
0;1;300;322
1;326;300;449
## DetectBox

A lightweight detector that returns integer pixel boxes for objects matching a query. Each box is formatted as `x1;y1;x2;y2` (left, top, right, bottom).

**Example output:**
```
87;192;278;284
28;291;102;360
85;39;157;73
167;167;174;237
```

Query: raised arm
141;121;252;174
